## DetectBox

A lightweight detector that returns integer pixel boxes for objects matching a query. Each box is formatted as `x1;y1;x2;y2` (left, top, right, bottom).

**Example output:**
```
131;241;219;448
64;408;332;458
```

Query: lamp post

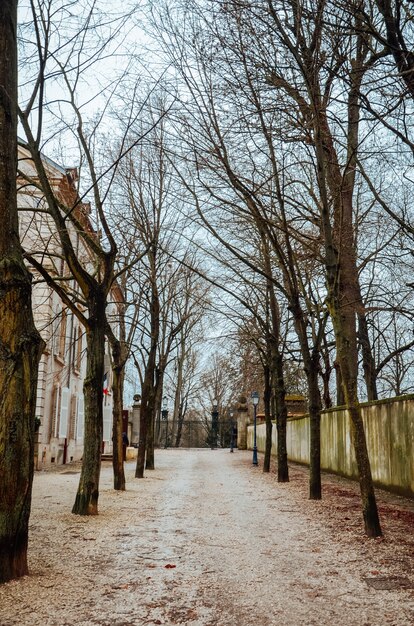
161;396;169;449
229;410;235;453
211;398;218;449
251;391;259;465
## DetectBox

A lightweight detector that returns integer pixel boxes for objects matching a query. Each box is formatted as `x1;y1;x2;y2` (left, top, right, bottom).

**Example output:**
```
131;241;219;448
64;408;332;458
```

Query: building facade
18;144;119;468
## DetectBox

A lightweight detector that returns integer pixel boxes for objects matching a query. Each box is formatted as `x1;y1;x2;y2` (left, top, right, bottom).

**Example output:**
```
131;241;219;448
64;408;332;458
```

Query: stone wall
247;395;414;498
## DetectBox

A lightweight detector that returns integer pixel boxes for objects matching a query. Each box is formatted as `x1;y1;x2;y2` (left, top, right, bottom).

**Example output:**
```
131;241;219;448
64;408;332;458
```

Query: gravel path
0;449;413;626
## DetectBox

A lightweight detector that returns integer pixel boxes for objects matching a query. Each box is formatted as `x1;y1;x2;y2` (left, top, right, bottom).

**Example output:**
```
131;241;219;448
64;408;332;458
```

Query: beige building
18;144;119;468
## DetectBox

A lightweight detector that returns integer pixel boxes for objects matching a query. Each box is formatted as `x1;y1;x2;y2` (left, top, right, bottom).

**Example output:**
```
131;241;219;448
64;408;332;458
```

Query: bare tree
17;0;164;513
114;116;199;476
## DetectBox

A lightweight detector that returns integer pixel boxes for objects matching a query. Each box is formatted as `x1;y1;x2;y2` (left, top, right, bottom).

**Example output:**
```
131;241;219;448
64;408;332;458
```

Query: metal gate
174;419;237;449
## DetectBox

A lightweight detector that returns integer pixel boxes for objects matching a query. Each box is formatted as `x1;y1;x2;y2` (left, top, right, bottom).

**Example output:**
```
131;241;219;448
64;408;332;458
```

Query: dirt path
0;449;413;626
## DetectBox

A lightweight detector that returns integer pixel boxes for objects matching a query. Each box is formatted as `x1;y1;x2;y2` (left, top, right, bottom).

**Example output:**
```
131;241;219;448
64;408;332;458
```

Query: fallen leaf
165;564;176;569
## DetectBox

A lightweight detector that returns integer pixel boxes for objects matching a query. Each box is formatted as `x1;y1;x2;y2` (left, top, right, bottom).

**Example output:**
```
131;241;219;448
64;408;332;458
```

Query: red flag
103;372;109;395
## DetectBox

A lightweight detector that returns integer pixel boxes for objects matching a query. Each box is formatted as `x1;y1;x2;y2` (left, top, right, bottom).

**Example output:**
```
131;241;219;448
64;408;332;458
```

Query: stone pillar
236;395;249;450
131;394;141;446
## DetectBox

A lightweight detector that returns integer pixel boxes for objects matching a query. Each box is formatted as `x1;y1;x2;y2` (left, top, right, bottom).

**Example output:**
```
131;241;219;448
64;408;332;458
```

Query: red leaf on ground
165;564;176;569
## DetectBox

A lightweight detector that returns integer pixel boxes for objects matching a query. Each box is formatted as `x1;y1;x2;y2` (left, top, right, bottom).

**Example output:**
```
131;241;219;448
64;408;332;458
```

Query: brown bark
145;411;155;470
175;409;184;448
271;344;289;483
136;273;159;478
375;0;414;100
289;297;323;499
307;356;322;500
72;293;106;515
260;237;289;482
0;0;45;582
144;352;160;470
135;391;149;478
320;336;333;409
154;366;163;445
358;312;378;401
172;341;185;446
110;338;126;491
136;351;156;477
262;363;272;473
315;111;382;534
332;304;381;535
299;11;381;534
107;293;128;491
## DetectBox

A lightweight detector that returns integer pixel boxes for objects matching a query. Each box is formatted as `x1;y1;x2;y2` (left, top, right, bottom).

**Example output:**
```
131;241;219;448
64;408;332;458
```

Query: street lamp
251;391;259;465
161;396;169;449
229;410;235;453
211;398;219;449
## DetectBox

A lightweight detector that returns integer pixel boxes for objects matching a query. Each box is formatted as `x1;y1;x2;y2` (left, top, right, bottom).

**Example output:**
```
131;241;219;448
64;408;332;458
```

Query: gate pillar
236;395;248;450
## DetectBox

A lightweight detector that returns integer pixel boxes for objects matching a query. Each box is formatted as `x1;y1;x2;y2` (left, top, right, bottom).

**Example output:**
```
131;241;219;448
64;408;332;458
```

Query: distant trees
113;116;209;476
148;0;414;535
167;267;209;447
257;0;382;534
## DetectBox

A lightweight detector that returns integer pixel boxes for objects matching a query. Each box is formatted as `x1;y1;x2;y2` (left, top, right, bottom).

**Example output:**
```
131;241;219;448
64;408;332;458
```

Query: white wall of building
18;145;117;468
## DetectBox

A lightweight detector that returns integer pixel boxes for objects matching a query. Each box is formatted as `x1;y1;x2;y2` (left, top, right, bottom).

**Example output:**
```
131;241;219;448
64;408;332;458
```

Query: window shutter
69;393;77;439
59;387;70;438
50;385;61;438
103;405;112;442
76;395;84;440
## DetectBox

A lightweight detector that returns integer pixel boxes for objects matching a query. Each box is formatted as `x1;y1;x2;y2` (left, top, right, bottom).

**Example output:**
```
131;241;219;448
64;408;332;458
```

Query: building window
69;393;77;440
58;387;70;439
76;395;84;440
50;385;61;438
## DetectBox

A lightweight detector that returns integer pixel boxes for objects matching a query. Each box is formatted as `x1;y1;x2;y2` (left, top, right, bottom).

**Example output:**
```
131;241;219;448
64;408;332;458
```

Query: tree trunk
263;363;272;473
72;294;106;515
288;293;322;499
172;346;185;445
335;362;345;406
263;247;288;482
307;356;322;500
154;367;163;445
175;407;184;448
135;333;157;478
312;73;382;534
336;190;381;534
0;258;42;581
153;358;167;448
111;339;126;491
358;312;378;401
292;308;322;499
145;407;155;470
330;297;382;536
375;0;414;100
135;390;149;478
136;259;159;478
320;337;333;409
324;219;382;536
272;347;289;482
0;0;45;583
